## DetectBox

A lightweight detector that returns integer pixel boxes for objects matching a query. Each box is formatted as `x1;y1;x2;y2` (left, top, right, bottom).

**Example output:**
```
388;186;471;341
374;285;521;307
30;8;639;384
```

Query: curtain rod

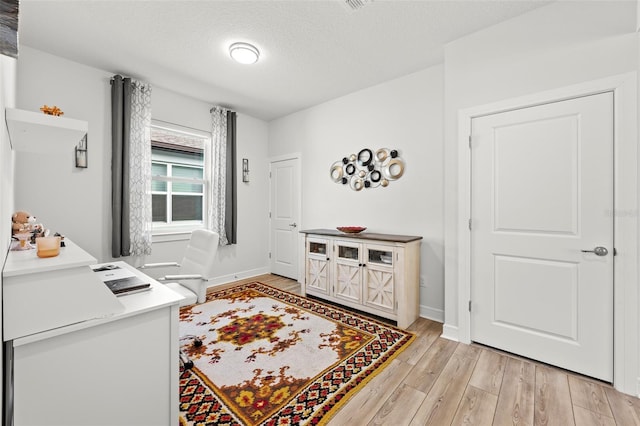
151;118;209;135
210;106;236;113
109;75;151;87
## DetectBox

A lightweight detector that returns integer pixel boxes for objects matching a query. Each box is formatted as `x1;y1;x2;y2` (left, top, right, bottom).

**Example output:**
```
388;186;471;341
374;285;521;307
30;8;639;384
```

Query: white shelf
5;107;87;153
3;238;96;276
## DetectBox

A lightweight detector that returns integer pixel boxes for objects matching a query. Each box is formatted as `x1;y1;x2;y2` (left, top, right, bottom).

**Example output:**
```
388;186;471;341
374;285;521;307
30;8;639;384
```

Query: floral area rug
178;282;414;425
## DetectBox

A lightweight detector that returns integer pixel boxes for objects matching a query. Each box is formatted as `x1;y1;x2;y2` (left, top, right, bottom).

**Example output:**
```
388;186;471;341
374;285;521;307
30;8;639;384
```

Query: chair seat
166;282;198;307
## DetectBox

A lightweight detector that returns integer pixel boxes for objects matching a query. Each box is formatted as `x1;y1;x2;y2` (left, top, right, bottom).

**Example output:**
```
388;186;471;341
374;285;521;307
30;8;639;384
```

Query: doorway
470;93;613;381
269;156;301;280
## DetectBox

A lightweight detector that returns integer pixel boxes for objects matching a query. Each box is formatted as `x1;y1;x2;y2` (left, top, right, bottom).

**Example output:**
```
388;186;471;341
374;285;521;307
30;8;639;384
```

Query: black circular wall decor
329;147;405;191
357;149;373;166
345;163;356;175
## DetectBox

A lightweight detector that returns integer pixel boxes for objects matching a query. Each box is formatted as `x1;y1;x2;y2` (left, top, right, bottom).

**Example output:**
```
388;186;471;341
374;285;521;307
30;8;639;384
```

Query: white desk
3;240;124;341
3;243;184;426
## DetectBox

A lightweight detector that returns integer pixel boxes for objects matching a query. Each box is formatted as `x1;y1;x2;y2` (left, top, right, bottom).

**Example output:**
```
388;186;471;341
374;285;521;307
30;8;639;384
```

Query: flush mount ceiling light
229;42;260;64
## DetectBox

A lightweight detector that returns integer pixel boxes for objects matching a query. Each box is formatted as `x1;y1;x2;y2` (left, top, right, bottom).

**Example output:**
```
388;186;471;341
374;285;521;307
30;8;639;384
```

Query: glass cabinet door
364;244;395;313
334;240;362;304
309;241;327;256
368;247;393;267
306;238;330;295
336;241;360;262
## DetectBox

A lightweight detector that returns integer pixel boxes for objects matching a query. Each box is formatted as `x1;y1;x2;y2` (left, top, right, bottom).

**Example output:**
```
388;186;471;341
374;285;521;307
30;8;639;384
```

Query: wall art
330;148;405;191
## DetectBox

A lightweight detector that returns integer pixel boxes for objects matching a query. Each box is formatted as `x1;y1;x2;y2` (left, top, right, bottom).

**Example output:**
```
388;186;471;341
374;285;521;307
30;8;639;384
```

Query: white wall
442;0;638;392
269;65;445;320
1;55;17;255
443;0;637;331
148;87;271;282
15;46;112;260
0;52;17;420
15;46;270;281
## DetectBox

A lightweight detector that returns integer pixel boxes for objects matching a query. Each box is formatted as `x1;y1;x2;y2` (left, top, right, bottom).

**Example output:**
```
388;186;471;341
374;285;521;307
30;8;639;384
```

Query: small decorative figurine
40;105;64;116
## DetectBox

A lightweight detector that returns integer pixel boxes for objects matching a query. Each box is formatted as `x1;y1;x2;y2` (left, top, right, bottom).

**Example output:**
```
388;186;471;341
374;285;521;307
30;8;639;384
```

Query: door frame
268;153;302;281
454;72;638;394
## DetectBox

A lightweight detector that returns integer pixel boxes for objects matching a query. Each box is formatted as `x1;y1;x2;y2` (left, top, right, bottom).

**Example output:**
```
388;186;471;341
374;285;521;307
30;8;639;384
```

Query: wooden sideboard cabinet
301;229;422;329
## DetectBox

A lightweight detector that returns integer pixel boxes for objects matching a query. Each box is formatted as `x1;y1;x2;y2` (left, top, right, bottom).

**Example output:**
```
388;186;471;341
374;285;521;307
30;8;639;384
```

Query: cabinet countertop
3;239;96;276
300;229;422;243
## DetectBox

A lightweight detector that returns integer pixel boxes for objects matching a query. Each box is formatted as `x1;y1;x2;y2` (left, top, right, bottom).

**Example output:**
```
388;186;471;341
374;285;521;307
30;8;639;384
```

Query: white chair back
178;230;219;302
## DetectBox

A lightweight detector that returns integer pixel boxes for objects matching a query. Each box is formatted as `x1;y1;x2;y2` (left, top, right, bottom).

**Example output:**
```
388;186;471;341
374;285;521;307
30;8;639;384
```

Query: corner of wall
1;54;16;253
0;51;18;423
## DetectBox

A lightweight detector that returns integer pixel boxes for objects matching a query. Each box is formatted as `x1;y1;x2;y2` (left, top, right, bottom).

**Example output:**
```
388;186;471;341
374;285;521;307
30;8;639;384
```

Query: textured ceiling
19;0;553;121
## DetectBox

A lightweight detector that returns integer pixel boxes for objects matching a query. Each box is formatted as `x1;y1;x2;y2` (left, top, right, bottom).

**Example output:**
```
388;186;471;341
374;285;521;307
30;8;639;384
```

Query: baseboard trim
420;305;444;323
441;324;459;342
206;267;271;288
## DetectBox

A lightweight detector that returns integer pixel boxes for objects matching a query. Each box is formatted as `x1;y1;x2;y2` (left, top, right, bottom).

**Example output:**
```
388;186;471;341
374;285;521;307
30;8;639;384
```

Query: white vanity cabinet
302;229;422;329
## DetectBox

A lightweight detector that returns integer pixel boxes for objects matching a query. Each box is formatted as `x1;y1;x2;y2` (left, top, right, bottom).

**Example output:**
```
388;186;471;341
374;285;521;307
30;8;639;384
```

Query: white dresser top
3;239;96;276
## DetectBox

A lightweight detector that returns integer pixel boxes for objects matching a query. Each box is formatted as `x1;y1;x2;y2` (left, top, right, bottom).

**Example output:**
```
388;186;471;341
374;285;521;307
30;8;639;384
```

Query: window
150;122;210;233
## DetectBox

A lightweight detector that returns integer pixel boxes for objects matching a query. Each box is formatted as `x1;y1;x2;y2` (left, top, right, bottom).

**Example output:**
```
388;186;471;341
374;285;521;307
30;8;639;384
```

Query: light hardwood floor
213;274;640;426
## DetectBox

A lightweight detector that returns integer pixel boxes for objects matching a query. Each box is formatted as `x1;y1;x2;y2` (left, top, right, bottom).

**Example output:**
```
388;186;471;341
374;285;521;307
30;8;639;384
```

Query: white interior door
270;157;300;279
471;92;614;382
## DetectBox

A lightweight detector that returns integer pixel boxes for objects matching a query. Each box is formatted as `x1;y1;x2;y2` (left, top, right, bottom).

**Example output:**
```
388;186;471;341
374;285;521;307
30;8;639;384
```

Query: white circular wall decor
330;148;405;190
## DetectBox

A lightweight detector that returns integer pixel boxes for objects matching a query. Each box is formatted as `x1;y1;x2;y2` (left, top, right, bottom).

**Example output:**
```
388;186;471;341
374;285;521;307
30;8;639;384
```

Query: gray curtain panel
111;75;132;257
225;111;237;244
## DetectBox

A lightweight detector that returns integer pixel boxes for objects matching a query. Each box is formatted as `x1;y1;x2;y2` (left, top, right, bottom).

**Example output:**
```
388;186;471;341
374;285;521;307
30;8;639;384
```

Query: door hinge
468;135;472;149
268;252;271;259
468;219;472;230
614;248;617;256
468;300;472;312
269;171;272;178
269;212;271;218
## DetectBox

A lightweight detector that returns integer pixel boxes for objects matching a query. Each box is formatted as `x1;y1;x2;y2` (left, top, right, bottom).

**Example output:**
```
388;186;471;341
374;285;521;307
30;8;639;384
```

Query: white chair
141;229;219;306
140;229;219;368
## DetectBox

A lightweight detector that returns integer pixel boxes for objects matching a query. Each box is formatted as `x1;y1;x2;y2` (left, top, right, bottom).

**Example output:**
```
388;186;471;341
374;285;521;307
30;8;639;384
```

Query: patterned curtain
207;106;237;245
128;81;153;258
111;75;153;259
208;106;229;245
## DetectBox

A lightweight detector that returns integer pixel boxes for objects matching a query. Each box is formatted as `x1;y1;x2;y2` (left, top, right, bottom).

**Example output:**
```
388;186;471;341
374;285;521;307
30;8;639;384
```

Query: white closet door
471;92;614;381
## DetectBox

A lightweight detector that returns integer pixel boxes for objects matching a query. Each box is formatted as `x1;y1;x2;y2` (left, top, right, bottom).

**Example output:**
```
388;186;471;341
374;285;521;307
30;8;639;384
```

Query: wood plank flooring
211;274;640;426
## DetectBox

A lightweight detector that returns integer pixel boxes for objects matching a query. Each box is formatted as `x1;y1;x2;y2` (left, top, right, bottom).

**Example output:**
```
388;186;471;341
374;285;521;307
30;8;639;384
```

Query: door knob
581;246;608;256
289;222;297;228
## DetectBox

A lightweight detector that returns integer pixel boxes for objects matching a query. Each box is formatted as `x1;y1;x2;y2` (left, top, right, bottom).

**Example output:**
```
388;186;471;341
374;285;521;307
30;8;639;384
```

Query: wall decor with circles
330;148;405;191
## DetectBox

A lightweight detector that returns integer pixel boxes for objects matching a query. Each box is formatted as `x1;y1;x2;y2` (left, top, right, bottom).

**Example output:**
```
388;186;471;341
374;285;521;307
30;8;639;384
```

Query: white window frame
150;120;211;236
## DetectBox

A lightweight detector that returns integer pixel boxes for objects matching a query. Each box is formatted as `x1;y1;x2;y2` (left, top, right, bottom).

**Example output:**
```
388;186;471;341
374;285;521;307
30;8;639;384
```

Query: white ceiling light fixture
229;42;260;65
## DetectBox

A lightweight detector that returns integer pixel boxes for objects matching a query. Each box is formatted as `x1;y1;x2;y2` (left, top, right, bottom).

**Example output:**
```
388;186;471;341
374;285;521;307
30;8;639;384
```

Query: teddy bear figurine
11;211;44;241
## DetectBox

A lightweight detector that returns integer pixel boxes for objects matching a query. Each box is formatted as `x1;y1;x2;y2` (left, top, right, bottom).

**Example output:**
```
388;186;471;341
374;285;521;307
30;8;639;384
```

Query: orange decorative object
40;105;64;116
336;226;366;234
